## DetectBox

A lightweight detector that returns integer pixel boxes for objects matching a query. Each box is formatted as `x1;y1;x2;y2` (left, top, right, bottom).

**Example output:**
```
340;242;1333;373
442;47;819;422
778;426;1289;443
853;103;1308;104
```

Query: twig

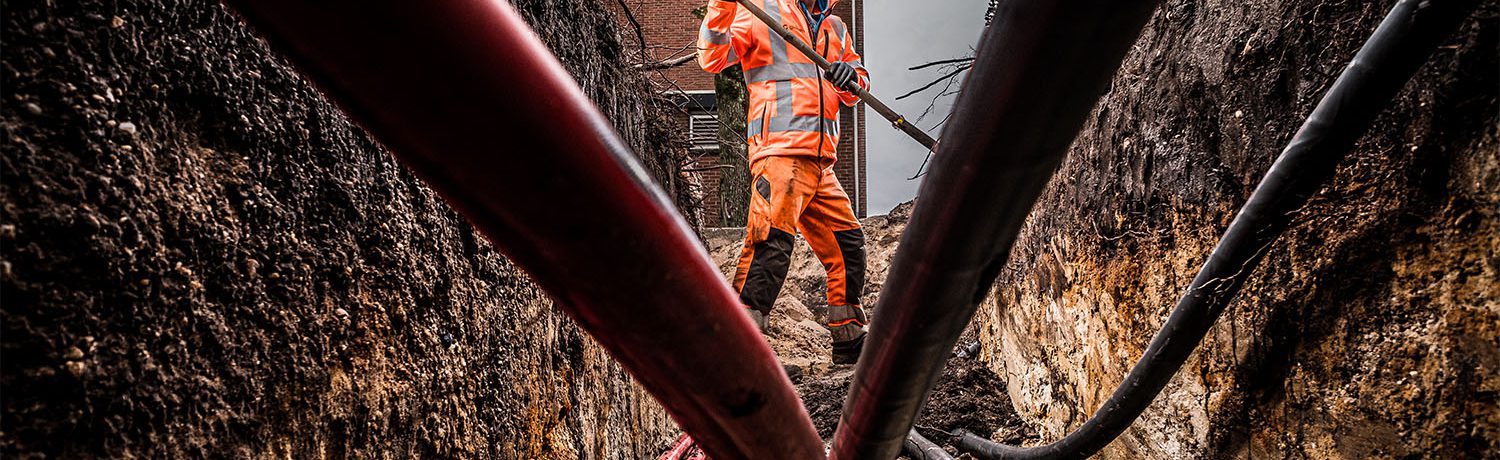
907;109;953;180
914;67;965;124
908;153;933;180
894;64;972;101
614;0;649;59
636;52;698;70
682;164;737;172
908;57;975;71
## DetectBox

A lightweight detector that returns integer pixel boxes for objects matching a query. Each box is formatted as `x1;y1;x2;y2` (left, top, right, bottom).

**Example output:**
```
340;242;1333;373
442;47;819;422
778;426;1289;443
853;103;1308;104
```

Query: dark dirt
796;370;848;439
796;351;1036;457
915;357;1036;446
2;0;685;458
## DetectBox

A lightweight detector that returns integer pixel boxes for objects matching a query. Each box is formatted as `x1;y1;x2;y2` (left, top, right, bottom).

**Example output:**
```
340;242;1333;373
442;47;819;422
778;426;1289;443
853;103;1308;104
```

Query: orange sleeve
833;17;868;107
697;1;751;73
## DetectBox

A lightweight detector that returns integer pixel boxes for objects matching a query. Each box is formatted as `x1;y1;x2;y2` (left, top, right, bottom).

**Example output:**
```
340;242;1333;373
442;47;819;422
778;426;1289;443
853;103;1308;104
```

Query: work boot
827;304;869;365
745;308;769;333
832;332;865;365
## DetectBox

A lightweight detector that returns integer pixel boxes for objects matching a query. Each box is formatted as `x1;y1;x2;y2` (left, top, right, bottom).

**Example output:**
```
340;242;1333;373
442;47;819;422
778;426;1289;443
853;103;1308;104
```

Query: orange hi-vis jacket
697;0;870;163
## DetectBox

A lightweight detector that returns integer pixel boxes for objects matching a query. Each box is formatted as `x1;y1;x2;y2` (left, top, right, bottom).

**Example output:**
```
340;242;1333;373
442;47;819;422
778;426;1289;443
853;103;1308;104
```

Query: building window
689;113;719;152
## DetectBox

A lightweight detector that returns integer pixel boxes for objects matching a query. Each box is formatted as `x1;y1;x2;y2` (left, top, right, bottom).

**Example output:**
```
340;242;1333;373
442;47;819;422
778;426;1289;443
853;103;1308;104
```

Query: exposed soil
915;355;1036;446
704;203;1035;456
974;0;1498;458
2;0;686;457
795;354;1037;456
6;0;1494;458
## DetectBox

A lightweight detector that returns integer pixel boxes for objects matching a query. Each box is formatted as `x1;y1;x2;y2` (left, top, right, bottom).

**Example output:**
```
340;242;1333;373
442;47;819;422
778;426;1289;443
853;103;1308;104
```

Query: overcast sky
862;0;989;214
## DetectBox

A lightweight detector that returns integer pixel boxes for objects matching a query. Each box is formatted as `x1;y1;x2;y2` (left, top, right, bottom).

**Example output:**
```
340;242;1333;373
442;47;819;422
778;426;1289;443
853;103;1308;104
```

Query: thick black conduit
827;0;1163;458
952;0;1480;458
904;429;956;460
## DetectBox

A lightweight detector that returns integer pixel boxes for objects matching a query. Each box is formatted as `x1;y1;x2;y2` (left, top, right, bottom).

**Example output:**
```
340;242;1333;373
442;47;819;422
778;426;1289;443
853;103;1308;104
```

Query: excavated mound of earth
701;202;1034;456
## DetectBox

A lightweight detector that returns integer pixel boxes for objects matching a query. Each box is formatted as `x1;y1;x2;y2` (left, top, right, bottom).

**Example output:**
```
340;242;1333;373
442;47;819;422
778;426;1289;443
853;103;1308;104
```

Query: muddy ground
1;0;688;457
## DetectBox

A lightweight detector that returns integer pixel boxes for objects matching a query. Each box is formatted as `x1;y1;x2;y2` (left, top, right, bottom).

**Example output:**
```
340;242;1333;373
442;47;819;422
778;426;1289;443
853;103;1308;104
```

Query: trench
3;0;1495;458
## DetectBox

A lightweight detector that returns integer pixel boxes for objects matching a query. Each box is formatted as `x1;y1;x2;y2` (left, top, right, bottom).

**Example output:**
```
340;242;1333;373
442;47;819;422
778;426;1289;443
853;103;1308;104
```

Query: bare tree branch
636;52;699;70
682;164;737;172
894;63;971;101
908;57;975;71
614;0;648;58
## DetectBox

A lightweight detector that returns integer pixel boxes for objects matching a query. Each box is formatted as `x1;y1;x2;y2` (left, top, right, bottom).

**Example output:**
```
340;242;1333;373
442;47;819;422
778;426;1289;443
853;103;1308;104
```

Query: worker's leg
796;165;867;363
732;156;818;331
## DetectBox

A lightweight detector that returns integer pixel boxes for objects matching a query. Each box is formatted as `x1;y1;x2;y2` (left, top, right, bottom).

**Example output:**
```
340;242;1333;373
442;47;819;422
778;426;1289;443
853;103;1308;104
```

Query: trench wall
974;1;1498;458
1;0;686;457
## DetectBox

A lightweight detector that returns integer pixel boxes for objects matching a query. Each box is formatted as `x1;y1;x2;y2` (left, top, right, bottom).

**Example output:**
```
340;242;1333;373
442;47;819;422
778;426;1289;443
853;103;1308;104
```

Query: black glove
825;62;858;92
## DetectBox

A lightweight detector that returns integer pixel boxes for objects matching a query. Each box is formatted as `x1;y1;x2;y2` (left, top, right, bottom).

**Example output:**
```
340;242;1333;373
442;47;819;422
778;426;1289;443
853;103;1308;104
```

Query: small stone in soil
65;361;87;377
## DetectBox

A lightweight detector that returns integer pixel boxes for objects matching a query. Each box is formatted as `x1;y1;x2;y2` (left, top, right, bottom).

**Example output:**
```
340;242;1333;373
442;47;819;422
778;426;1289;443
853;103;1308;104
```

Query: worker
697;0;870;364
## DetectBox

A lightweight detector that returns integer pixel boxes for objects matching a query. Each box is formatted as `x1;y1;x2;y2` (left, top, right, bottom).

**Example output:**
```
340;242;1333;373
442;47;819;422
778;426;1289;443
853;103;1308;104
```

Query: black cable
951;1;1479;458
904;428;957;460
828;0;1164;457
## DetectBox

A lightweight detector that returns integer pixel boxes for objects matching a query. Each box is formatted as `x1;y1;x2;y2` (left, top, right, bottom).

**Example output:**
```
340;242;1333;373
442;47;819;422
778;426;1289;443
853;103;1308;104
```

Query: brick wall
611;0;867;226
614;0;717;91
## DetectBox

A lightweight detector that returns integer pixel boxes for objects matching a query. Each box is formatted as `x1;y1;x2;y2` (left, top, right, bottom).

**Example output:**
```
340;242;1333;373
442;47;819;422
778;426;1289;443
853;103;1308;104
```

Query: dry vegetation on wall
2;0;690;457
975;0;1497;458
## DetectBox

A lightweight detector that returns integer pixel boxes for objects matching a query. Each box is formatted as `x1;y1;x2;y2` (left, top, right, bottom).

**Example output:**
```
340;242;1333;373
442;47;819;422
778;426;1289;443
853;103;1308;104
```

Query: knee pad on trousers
739;227;796;315
833;228;866;303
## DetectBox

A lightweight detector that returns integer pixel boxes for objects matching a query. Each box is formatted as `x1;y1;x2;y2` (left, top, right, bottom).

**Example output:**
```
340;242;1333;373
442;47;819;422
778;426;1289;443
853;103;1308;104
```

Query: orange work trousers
733;156;867;337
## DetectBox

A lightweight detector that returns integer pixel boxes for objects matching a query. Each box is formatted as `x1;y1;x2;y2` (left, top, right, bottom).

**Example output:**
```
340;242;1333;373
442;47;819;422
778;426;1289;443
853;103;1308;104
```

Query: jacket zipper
822;26;834;165
759;105;770;139
793;1;831;164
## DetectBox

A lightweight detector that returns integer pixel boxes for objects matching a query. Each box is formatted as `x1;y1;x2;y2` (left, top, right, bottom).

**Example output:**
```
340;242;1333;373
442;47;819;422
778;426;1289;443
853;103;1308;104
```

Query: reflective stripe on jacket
697;0;869;163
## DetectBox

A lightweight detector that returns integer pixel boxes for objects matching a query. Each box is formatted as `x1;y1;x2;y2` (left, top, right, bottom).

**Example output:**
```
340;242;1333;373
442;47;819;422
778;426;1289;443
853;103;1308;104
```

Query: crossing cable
219;1;825;458
903;428;957;460
825;0;1164;458
950;0;1481;458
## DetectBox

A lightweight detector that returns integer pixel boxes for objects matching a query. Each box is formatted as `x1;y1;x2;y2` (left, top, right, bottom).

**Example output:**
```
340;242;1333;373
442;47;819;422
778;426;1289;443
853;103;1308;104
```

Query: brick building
612;0;867;226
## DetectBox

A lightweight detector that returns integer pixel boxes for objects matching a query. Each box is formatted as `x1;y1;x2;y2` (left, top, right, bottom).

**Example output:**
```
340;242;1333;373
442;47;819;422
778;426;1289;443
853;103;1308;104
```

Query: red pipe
218;1;824;458
659;434;695;460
